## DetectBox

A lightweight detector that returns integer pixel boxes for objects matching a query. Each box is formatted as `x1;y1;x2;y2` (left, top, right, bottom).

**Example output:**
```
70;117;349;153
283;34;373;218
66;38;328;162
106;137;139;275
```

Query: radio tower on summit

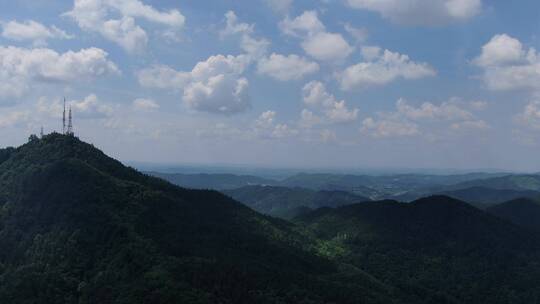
62;97;66;134
67;106;74;136
62;97;74;136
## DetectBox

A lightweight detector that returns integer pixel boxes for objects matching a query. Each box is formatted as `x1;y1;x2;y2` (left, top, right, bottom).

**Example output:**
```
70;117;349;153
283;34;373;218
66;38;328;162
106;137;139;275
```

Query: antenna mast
67;106;73;136
62;97;66;134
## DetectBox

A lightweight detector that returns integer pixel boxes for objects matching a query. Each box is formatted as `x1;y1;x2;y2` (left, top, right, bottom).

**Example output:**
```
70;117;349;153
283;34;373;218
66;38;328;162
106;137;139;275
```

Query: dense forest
0;134;540;303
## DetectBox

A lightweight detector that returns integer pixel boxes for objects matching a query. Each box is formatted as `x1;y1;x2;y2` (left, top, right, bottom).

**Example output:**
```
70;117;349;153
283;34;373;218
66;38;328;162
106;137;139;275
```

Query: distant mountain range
2;135;540;303
224;185;370;219
147;172;276;190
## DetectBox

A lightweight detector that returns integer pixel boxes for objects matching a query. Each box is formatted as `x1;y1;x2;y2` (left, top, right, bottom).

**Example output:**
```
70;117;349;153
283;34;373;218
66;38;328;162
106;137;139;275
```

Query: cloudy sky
1;0;540;171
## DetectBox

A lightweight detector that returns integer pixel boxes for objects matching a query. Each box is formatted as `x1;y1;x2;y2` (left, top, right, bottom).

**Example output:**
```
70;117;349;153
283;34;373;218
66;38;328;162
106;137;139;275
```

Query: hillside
436;186;540;207
0;134;404;304
487;198;540;232
147;172;275;190
296;196;540;304
224;185;370;219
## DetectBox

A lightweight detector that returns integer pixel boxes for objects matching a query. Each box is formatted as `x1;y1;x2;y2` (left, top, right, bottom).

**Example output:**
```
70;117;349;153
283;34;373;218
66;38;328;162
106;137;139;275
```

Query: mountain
295;196;540;303
147;172;276;190
487;198;540;232
224;185;370;219
436;186;540;207
278;172;506;200
0;134;405;304
446;174;540;192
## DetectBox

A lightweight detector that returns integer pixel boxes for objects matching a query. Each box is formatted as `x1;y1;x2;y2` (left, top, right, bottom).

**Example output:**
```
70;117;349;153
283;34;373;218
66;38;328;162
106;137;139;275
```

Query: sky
0;0;540;172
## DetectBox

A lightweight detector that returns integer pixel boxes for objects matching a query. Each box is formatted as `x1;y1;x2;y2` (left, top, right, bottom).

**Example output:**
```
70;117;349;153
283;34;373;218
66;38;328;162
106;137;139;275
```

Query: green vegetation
224;185;370;219
487;198;540;232
0;134;409;304
295;196;540;304
1;134;540;303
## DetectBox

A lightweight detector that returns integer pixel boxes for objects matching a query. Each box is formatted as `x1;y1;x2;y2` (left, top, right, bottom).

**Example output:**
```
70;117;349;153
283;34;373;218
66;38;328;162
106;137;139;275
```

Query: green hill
0;134;403;304
224;185;370;219
487;198;540;232
436;186;540;207
295;196;540;304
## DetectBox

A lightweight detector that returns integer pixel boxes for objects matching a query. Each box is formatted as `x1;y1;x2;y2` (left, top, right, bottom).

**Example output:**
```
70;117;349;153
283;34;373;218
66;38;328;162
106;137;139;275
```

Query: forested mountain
296;196;540;304
487;198;540;232
436;186;540;207
147;172;276;190
224;185;370;219
0;134;405;304
2;134;540;303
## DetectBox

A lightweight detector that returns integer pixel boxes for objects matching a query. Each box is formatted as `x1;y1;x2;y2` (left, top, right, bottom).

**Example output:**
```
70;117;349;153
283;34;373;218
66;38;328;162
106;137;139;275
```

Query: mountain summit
0;134;403;304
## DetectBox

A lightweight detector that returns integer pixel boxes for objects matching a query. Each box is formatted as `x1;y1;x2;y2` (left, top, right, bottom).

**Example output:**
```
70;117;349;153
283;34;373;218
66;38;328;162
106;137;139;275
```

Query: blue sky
1;0;540;171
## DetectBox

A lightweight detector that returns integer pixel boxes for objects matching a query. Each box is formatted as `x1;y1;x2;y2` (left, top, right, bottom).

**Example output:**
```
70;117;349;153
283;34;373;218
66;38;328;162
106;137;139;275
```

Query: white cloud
137;65;190;89
257;53;319;81
302;32;354;62
340;47;435;90
396;98;473;121
474;34;540;91
280;11;353;62
301;81;358;125
133;98;159;111
361;117;419;138
254;110;298;139
0;111;29;128
516;100;540;130
221;11;269;59
37;94;114;119
344;23;369;43
320;129;337;142
0;46;119;99
346;0;482;26
361;98;487;138
280;11;325;37
255;110;276;128
138;54;251;115
64;0;185;52
1;20;72;46
101;17;148;52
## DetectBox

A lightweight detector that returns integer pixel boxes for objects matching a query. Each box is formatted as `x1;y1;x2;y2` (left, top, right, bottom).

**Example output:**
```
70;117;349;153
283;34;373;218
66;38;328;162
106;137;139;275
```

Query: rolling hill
224;185;370;219
295;196;540;303
487;198;540;232
436;186;540;207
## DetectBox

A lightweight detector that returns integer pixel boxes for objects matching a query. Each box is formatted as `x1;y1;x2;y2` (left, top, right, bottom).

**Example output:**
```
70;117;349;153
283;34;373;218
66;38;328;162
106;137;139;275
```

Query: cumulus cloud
474;34;540;91
280;11;353;62
344;23;369;43
1;20;72;46
257;53;319;81
0;46;119;99
346;0;482;26
133;98;159;111
340;47;436;90
301;81;358;125
361;98;487;137
138;54;251;115
516;100;540;130
221;11;270;59
37;94;114;119
0;111;29;128
64;0;185;52
254;110;298;139
361;117;419;138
